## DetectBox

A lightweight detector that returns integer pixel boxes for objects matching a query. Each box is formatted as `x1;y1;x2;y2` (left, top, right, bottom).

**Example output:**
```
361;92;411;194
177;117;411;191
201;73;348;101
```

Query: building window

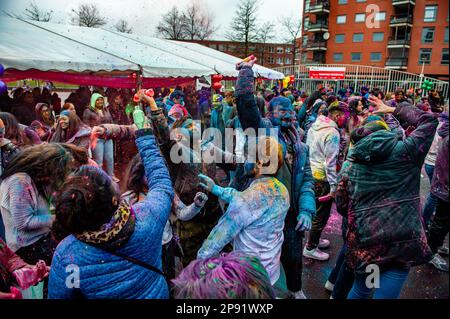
424;5;438;22
337;15;347;24
301;55;307;63
442;49;449;65
355;13;365;23
372;32;384;42
285;58;291;64
335;34;345;43
356;0;366;2
353;33;364;42
421;27;435;43
338;0;347;4
445;27;449;43
285;47;291;53
269;46;274;53
277;47;284;54
302;37;308;47
419;48;432;64
219;44;226;51
351;52;362;62
333;53;343;62
268;56;274;64
277;57;283;64
375;12;386;21
370;52;382;62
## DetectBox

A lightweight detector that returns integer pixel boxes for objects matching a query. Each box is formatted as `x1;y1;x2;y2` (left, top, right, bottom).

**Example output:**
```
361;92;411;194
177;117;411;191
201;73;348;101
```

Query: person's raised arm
134;126;174;224
370;96;438;166
235;59;263;131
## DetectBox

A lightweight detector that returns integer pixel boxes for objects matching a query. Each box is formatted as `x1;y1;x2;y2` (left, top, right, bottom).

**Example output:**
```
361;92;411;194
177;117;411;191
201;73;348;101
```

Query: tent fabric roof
0;17;285;80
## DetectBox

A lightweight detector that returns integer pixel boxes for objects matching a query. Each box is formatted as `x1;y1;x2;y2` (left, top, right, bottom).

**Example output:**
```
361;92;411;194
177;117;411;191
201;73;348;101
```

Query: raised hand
193;192;208;208
198;174;216;192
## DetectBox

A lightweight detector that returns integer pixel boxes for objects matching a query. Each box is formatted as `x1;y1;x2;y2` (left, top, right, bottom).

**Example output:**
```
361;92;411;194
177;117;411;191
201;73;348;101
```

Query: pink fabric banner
1;70;196;88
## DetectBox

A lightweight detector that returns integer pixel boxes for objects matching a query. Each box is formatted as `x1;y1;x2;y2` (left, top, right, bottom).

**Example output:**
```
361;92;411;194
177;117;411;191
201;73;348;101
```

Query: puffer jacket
336;103;438;273
48;130;174;299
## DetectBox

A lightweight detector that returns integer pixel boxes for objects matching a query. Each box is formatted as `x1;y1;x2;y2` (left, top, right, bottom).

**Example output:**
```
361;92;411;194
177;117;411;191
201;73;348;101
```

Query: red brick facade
301;0;449;79
183;40;298;69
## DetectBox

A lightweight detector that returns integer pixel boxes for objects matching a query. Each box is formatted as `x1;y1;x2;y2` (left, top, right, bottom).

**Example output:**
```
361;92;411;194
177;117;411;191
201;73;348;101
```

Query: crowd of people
0;58;448;299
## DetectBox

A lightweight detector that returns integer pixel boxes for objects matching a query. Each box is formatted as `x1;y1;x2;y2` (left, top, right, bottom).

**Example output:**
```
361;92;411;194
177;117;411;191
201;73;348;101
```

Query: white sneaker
429;254;449;272
324;280;334;292
293;290;307;299
303;246;330;261
318;238;331;249
438;246;449;256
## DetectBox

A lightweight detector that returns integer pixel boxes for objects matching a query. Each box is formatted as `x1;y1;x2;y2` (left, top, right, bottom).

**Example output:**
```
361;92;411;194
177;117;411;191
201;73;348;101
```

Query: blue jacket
233;66;316;219
48;131;174;299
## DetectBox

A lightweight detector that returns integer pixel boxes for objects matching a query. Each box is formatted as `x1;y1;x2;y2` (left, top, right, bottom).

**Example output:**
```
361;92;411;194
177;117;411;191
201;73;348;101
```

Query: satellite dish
323;32;330;40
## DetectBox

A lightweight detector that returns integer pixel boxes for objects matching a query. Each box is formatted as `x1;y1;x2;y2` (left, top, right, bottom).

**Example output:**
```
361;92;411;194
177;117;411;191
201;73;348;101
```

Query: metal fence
271;64;449;103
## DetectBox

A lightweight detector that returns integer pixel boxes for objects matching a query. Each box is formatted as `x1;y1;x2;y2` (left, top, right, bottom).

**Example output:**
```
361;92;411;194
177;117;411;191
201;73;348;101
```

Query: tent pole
137;65;143;91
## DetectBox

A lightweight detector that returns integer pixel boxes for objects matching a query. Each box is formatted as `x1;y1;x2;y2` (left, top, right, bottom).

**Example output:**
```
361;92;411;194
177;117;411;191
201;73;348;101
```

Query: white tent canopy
0;17;285;80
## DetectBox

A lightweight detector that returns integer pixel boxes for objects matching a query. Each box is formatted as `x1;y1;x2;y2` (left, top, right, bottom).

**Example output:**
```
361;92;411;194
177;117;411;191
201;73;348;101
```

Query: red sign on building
309;67;346;80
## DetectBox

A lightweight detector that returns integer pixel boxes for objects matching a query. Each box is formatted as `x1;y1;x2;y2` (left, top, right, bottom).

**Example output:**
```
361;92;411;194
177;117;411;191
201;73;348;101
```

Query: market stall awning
0;16;285;86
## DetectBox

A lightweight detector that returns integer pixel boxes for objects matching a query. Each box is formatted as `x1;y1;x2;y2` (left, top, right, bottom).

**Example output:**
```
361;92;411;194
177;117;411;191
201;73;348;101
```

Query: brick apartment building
185;40;298;69
301;0;449;79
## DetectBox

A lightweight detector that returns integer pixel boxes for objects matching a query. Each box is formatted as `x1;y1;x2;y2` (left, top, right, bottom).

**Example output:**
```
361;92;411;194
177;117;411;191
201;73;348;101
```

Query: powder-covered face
271;104;294;129
59;115;70;130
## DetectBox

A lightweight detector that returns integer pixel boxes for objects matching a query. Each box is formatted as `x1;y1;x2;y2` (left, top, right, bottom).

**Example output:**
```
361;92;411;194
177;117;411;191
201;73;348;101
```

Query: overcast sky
0;0;303;42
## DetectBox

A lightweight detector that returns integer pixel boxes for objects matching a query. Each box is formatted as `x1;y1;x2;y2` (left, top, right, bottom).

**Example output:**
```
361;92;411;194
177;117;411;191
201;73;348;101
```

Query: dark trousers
307;180;333;249
281;210;304;292
428;199;449;254
328;244;355;299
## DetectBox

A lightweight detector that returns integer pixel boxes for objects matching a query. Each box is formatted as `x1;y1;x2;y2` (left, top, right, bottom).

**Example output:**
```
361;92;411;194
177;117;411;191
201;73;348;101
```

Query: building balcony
390;15;413;27
304;22;329;32
387;38;411;48
303;57;326;65
392;0;415;6
385;57;408;69
305;2;330;14
303;41;327;51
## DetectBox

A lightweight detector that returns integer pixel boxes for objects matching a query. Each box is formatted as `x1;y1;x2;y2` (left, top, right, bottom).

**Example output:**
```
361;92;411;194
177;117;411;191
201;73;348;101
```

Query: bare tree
23;1;53;22
156;6;185;40
280;15;302;65
256;21;275;66
226;0;260;56
181;1;217;41
115;19;132;33
71;3;106;28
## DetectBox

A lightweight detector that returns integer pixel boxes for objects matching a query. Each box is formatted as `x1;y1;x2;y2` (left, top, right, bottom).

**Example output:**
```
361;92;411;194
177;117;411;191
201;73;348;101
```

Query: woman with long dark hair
0;112;30;148
0;143;74;266
50;110;91;153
